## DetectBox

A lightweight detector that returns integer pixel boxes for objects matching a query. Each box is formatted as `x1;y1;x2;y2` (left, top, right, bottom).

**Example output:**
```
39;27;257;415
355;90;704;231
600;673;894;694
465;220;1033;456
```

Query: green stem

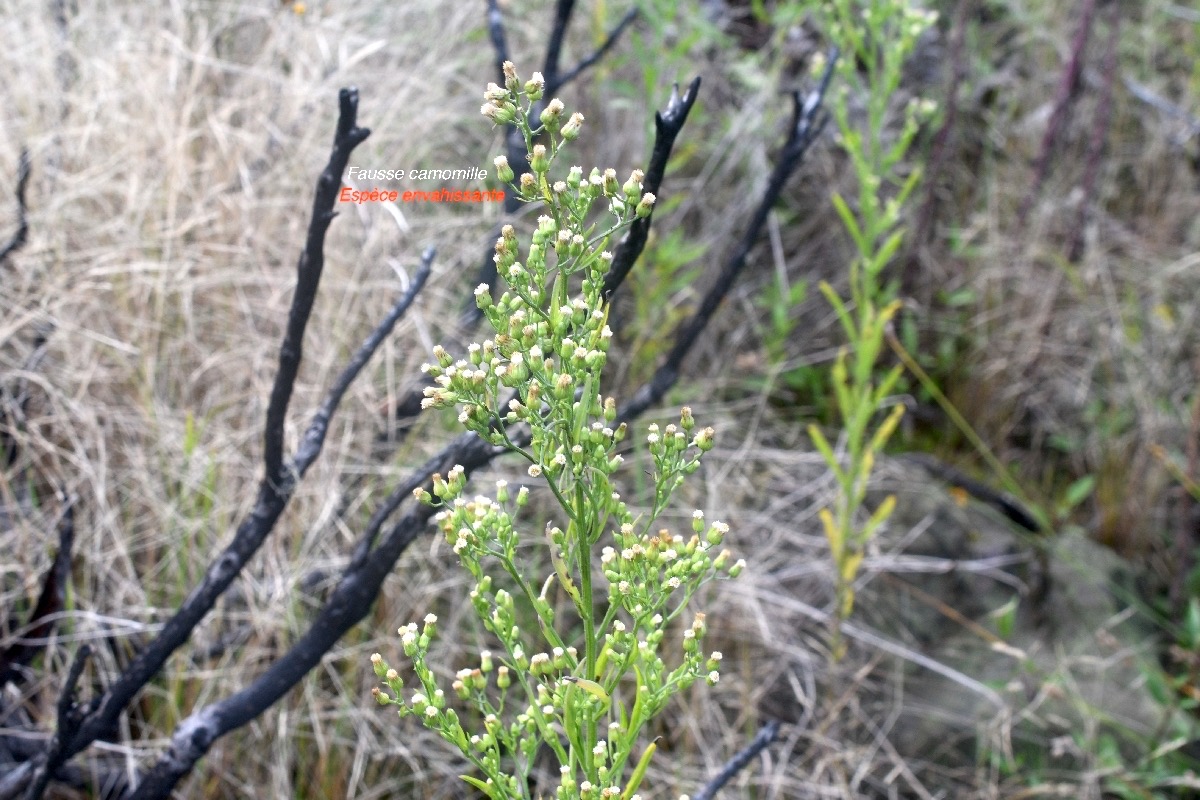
573;480;599;777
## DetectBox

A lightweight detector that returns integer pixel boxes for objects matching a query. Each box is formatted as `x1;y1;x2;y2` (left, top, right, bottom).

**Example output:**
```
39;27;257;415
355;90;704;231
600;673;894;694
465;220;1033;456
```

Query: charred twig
693;721;782;800
542;0;575;92
117;259;437;795
264;88;371;483
0;148;30;266
602;76;703;302
898;452;1042;533
0;498;75;687
531;0;639;99
129;430;499;798
0;732;128;800
25;88;385;789
293;247;434;475
0;322;54;468
547;7;639;97
24;644;90;800
621;51;837;421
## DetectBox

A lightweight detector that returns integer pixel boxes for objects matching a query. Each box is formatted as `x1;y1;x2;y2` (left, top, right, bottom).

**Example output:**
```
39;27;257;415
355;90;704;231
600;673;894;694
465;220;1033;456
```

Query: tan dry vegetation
0;2;530;796
2;0;1199;799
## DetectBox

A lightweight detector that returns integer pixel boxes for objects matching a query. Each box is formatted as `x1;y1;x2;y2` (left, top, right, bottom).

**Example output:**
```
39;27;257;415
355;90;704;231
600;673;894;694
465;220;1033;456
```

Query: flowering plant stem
806;0;937;660
371;62;740;800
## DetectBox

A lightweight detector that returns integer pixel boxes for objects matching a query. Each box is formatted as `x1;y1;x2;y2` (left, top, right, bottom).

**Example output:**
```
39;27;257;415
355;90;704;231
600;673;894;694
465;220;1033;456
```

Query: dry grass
2;0;1198;798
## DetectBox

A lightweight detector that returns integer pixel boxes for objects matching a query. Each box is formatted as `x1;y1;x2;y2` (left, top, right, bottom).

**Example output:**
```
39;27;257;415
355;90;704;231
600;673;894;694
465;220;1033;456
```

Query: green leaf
789;279;809;305
808;425;845;483
1060;475;1096;514
819;507;843;561
563;676;611;714
861;493;896;542
1184;599;1200;649
867;403;905;455
183;410;199;459
459;775;500;799
1144;668;1170;705
628;665;646;728
818;280;858;343
938;287;977;308
621;737;660;800
830;192;869;257
574;373;593;436
989;597;1019;640
873;229;906;273
562;682;583;762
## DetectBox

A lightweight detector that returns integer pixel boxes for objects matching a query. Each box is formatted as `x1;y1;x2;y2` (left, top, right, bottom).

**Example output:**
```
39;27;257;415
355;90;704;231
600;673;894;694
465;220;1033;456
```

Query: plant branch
122;249;436;796
264;88;371;483
23;645;90;800
25;88;374;788
603;76;703;303
693;721;782;800
128;432;498;798
620;53;837;421
541;0;575;93
293;246;435;476
546;7;639;97
0;497;74;686
0;148;30;266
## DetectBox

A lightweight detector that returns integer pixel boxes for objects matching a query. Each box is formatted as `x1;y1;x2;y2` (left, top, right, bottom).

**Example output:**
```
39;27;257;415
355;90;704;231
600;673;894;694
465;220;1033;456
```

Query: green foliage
370;62;740;800
798;0;938;657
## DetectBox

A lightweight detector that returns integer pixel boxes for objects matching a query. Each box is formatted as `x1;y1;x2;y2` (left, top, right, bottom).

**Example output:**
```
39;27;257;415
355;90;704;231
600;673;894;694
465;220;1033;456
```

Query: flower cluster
372;62;738;800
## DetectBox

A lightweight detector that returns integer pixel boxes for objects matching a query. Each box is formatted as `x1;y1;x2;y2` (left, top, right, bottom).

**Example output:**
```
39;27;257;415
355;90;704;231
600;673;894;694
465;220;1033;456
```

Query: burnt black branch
621;52;837;422
116;210;436;800
0;148;30;266
0;497;74;687
603;76;703;302
546;6;639;97
542;0;575;91
265;88;371;483
23;645;91;800
693;720;782;800
898;453;1042;533
24;88;381;792
129;431;499;798
293;246;434;475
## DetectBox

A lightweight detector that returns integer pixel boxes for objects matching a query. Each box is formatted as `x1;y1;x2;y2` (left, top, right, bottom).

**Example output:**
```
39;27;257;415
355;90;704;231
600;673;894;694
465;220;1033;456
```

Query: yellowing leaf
819;508;841;559
1152;302;1175;328
839;550;864;582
